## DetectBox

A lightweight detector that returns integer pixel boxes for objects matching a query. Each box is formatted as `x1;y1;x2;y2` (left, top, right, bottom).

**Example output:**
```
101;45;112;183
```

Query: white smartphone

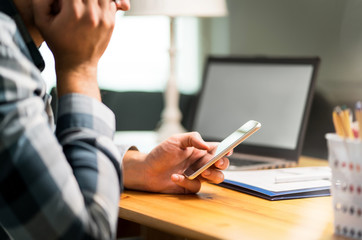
183;120;261;180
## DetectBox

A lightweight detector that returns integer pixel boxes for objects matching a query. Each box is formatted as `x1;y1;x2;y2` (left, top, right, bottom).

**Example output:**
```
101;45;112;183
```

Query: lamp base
156;17;186;142
157;121;186;142
156;108;186;142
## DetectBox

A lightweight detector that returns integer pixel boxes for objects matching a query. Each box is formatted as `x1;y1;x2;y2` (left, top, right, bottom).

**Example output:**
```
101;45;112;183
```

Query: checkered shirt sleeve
0;12;123;239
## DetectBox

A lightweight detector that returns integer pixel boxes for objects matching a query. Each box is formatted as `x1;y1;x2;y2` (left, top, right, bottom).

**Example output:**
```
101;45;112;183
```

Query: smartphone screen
184;120;261;179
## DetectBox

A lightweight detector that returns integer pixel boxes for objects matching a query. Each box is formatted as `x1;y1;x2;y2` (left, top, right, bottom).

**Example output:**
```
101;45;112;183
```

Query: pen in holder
326;133;362;239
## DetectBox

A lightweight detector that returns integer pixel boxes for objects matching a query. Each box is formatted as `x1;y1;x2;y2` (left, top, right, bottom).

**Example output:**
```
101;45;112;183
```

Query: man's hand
123;132;230;194
32;0;118;100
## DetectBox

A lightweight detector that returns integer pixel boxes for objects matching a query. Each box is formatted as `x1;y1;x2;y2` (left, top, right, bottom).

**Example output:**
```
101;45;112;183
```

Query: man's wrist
122;150;148;191
55;63;101;101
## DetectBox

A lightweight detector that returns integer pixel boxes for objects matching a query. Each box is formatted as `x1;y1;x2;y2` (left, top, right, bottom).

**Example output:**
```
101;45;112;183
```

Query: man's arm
0;5;122;240
122;132;229;194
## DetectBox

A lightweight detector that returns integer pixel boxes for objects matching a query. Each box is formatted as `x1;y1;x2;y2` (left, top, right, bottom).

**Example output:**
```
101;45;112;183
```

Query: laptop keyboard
227;156;291;170
228;156;269;166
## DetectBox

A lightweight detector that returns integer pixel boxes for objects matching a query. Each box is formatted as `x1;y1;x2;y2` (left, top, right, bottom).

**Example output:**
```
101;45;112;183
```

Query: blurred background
41;0;362;158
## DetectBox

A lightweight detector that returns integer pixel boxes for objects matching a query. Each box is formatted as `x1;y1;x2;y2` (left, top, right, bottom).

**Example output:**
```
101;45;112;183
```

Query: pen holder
326;133;362;239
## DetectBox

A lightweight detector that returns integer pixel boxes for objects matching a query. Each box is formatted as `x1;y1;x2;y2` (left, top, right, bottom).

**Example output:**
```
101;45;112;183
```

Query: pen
356;101;362;139
275;172;331;184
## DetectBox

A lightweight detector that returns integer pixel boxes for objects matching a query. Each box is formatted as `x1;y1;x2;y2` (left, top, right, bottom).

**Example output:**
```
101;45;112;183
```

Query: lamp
125;0;228;141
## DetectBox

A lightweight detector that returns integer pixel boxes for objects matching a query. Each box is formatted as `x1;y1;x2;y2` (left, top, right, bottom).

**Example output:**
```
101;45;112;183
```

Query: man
0;0;229;239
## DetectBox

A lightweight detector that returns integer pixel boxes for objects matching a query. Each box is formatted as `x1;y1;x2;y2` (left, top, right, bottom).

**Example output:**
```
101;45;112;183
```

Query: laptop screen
192;56;320;161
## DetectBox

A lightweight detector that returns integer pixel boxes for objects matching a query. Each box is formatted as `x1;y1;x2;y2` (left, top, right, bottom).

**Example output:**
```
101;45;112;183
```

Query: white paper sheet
223;167;331;192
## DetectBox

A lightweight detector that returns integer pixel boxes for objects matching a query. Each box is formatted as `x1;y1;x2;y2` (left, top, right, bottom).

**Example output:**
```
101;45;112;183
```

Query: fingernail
172;174;180;182
203;169;211;176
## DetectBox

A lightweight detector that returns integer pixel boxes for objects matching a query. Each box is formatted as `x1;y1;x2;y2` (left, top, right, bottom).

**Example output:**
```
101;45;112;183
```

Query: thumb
177;132;210;151
50;0;61;15
32;0;55;26
171;174;201;194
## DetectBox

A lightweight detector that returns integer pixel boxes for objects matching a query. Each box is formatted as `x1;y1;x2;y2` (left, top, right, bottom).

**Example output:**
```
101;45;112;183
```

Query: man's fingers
171;174;201;194
200;169;225;184
214;157;230;170
176;132;210;151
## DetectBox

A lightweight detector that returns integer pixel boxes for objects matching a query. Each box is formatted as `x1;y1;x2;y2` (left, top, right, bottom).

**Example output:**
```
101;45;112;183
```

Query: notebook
220;166;331;200
190;56;320;170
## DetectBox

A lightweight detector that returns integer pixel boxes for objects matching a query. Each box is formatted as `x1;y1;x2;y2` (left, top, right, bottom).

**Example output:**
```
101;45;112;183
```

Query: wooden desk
118;156;345;240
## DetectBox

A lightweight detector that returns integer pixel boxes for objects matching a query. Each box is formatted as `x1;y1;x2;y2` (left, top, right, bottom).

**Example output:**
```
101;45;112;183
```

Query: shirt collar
0;0;45;71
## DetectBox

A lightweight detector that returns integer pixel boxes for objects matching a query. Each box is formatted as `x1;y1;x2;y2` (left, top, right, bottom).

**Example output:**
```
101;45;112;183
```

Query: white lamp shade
125;0;228;17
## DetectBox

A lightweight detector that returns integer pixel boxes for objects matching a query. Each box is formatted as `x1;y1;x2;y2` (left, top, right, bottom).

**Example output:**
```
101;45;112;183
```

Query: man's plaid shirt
0;11;126;239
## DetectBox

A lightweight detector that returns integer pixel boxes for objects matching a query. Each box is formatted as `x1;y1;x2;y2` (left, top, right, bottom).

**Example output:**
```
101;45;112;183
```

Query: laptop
190;56;320;170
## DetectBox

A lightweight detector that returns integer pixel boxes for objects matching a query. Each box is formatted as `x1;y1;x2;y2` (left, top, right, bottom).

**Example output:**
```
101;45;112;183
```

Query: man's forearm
55;62;101;101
